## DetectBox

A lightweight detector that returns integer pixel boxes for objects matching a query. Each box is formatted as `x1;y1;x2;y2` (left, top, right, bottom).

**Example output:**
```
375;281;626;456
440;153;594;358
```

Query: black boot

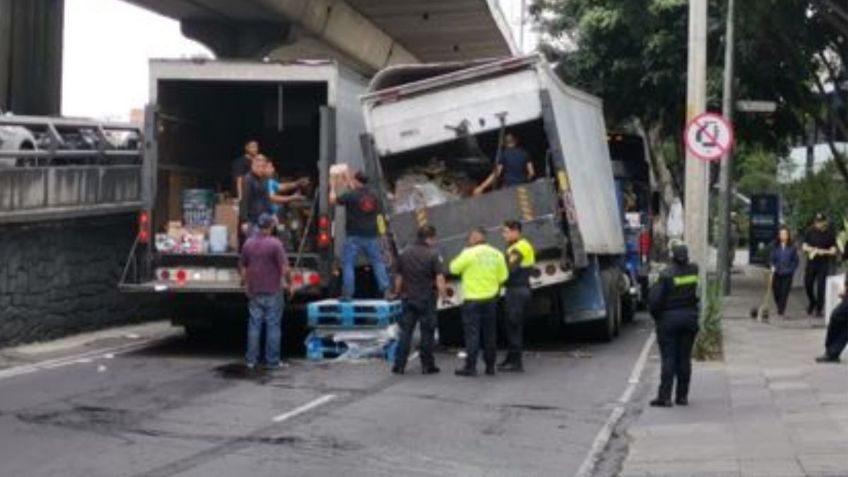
675;396;688;406
650;398;673;407
455;368;477;377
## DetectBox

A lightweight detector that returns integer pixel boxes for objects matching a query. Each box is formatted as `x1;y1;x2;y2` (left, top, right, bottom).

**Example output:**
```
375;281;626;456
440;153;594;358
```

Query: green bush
693;276;723;361
783;163;848;235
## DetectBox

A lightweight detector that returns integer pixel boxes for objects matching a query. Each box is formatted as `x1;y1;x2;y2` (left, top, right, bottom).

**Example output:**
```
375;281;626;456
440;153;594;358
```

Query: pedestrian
329;170;391;300
499;220;535;372
770;226;799;319
266;161;308;219
450;227;509;377
232;139;259;200
816;273;848;364
239;213;289;370
802;212;838;318
648;243;699;407
474;131;536;195
391;225;448;375
240;154;273;238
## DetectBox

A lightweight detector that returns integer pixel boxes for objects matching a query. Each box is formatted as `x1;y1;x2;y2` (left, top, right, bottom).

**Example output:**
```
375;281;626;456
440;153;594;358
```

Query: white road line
0;336;172;381
574;331;656;477
272;394;336;423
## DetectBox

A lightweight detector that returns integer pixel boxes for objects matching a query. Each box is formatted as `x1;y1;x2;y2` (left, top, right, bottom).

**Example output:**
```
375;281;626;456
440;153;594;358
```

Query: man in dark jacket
649;243;700;407
816;273;848;363
803;213;838;317
391;225;447;375
240;154;273;238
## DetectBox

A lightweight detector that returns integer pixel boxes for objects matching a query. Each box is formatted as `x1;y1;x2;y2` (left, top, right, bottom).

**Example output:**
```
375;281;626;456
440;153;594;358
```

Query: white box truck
119;59;368;336
359;55;630;341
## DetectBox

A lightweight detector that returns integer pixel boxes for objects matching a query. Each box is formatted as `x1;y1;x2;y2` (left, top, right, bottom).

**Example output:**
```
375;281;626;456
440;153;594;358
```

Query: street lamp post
717;0;737;296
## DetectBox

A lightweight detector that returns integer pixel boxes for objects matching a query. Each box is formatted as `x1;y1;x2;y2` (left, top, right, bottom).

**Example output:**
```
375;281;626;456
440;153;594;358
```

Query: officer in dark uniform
391;225;447;375
499;220;536;372
649;243;700;407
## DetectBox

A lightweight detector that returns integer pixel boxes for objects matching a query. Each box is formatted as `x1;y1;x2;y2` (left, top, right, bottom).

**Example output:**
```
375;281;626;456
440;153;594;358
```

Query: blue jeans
341;235;390;299
246;293;284;366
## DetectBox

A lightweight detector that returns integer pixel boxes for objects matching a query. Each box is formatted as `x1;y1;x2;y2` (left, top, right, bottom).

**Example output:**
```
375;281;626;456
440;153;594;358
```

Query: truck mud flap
558;258;606;323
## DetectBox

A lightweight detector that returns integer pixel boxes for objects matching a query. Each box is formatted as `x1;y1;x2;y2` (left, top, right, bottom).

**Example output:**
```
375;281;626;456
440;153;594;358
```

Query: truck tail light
175;269;187;283
292;273;304;286
318;231;331;248
308;273;321;286
160;269;170;281
318;215;330;230
138;210;151;244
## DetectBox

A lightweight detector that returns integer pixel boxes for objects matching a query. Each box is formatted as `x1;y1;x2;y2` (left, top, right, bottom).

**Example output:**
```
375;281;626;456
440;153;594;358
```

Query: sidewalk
620;268;848;477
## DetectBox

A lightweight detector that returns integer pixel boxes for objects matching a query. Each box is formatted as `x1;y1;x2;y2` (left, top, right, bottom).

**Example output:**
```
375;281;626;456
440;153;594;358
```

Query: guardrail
0;115;147;224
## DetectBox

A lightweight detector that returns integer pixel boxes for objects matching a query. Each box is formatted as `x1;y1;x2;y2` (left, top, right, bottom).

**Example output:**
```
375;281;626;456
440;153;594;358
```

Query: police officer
648;243;699;407
391;225;448;375
450;227;509;377
499;220;535;372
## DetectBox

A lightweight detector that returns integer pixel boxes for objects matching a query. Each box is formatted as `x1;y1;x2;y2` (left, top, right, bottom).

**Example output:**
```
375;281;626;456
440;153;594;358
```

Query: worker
648;243;699;407
474;132;535;195
816;272;848;363
450;227;509;377
803;212;837;318
391;225;448;375
499;220;535;372
329;170;391;300
232;139;259;200
265;161;309;217
240;154;273;238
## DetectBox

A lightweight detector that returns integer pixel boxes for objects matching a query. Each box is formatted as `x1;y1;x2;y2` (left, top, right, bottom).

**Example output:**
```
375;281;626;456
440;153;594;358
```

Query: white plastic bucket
209;225;228;253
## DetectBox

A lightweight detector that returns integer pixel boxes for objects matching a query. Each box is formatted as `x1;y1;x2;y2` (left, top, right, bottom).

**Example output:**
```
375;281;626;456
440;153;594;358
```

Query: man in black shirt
803;213;837;317
240;154;273;237
391;225;447;375
329;171;391;300
232;140;259;200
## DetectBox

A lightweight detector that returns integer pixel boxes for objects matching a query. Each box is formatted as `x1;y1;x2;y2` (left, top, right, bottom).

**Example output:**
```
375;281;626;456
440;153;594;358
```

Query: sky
62;0;535;121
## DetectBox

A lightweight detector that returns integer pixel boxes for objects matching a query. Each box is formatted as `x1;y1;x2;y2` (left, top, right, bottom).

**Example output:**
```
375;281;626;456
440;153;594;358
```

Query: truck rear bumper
119;281;244;294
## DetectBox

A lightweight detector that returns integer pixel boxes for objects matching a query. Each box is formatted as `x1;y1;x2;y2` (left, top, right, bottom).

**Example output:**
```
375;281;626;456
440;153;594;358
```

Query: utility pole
685;0;709;305
717;0;736;295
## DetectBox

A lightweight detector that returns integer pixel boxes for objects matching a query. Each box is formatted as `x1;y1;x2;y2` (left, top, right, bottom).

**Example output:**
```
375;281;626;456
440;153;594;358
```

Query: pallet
307;299;402;328
304;332;398;362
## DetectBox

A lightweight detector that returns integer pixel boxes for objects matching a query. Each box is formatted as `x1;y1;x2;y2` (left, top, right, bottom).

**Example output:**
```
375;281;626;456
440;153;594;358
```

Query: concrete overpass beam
0;0;64;115
255;0;419;71
180;19;294;59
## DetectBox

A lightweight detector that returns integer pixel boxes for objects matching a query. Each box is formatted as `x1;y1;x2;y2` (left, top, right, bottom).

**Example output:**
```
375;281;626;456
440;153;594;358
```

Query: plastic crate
307;299;402;328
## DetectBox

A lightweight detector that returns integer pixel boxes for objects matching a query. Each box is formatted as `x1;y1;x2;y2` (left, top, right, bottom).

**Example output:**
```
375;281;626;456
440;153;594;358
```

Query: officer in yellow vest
499;220;536;372
648;243;700;407
450;227;509;377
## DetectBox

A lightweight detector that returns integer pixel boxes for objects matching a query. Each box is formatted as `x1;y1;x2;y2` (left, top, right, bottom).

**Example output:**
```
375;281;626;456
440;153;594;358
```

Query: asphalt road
0;316;653;477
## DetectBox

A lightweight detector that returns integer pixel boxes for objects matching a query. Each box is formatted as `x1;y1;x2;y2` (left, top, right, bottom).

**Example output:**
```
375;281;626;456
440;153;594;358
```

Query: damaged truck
359;55;632;342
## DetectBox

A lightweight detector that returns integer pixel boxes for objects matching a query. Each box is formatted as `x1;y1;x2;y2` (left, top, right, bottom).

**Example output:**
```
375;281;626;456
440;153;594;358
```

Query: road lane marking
272;394;336;423
0;336;172;381
574;330;656;477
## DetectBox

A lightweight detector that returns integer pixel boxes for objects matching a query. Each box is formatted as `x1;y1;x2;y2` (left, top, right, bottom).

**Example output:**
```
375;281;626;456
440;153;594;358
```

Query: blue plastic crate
307;299;402;328
304;332;348;361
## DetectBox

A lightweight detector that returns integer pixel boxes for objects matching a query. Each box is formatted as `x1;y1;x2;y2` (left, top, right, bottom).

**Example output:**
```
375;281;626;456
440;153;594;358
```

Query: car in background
0;111;37;167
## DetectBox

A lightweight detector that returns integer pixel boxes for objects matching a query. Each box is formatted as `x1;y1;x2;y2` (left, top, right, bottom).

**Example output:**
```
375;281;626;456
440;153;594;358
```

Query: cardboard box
214;203;240;251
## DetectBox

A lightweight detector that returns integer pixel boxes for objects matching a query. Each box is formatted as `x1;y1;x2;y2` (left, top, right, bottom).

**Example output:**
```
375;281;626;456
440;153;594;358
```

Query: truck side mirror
651;192;661;216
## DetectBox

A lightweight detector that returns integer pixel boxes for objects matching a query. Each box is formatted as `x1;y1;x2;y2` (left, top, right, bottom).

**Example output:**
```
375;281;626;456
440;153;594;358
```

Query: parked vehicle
0;111;37;167
119;59;369;336
360;55;628;341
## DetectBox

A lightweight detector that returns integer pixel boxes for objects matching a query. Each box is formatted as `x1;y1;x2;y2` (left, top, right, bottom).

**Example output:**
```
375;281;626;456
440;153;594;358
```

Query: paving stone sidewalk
619;268;848;477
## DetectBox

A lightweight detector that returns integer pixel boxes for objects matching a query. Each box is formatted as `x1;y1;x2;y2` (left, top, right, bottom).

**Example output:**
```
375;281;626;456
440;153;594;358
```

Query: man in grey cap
648;243;700;407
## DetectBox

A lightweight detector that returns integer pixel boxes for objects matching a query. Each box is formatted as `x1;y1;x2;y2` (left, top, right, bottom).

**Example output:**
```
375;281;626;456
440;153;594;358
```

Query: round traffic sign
684;112;735;162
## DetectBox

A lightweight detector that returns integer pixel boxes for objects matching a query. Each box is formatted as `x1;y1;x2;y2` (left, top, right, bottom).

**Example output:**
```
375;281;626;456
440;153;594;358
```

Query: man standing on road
450;228;508;377
232;139;259;200
240;213;289;370
499;220;535;372
240;154;274;239
391;225;448;375
648;243;699;407
803;212;838;318
329;170;391;300
816;273;848;364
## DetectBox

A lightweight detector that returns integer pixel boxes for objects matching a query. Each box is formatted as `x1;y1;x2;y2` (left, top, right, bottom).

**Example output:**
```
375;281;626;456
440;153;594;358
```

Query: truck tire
592;268;621;342
622;293;636;323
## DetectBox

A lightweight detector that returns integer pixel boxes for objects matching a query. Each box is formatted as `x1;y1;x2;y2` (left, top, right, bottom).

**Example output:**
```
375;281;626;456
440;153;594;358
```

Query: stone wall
0;213;162;346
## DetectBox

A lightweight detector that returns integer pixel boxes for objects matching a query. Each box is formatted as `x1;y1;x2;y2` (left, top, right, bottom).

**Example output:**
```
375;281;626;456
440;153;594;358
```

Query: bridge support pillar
0;0;64;115
181;19;295;59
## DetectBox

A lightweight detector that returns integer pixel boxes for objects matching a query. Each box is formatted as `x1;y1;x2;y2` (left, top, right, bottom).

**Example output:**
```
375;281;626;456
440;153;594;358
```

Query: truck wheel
592;268;618;342
622;293;636;323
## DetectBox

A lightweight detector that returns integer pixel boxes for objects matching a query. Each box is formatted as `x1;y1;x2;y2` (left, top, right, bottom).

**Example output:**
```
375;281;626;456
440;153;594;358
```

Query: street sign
684;112;735;162
736;100;777;113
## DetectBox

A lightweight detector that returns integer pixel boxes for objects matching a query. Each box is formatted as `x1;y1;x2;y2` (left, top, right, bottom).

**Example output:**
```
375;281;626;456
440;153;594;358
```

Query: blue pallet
307;299;402;328
304;333;348;361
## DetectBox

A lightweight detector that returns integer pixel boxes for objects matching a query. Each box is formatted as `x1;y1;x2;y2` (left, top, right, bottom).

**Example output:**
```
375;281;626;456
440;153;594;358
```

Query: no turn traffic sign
684;112;735;162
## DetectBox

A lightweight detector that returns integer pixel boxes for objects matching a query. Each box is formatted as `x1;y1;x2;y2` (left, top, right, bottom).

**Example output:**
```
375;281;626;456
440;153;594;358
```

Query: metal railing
0;115;147;224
